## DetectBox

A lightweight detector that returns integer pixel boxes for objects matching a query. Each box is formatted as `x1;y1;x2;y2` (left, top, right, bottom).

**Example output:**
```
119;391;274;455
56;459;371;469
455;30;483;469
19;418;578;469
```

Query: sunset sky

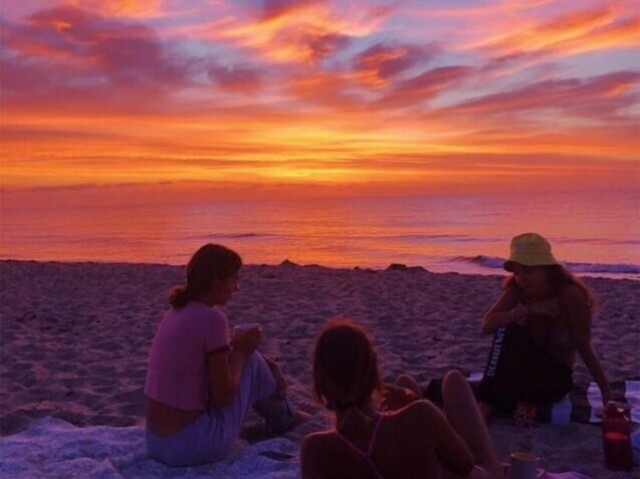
1;0;638;203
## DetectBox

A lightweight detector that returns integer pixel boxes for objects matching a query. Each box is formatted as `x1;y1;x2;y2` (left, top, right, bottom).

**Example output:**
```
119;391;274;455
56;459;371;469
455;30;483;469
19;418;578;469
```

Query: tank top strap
336;413;386;479
366;412;384;456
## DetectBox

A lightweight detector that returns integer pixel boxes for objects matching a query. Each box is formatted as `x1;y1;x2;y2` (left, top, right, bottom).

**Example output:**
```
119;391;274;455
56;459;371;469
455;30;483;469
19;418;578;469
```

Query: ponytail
169;285;191;308
335;403;375;432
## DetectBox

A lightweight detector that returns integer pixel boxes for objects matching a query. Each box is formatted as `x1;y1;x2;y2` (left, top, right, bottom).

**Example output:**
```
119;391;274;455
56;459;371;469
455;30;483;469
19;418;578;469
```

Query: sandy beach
1;259;638;478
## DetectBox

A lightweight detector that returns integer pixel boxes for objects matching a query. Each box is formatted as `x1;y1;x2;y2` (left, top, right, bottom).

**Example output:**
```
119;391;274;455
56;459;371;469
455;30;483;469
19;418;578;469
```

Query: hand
511;303;529;325
231;326;261;355
600;386;614;406
380;384;419;411
599;400;630;419
263;356;287;397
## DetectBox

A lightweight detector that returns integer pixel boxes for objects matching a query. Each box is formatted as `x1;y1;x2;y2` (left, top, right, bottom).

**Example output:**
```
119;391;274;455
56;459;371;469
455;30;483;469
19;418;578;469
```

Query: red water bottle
602;401;632;471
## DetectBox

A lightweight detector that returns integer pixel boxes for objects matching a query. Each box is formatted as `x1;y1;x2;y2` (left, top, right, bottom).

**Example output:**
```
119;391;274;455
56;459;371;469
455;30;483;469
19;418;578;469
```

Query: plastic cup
507;452;546;479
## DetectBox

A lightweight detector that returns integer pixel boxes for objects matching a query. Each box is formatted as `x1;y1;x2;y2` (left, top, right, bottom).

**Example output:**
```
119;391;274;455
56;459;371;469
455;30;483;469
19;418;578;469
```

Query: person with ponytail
144;244;304;466
301;318;504;479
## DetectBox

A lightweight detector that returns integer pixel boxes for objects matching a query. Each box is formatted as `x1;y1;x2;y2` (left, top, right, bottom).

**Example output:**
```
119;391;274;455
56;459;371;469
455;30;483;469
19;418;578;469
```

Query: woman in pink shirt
145;243;302;466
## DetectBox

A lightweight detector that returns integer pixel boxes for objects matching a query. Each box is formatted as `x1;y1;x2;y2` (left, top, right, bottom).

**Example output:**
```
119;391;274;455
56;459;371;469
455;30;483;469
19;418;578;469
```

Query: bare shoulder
389;399;442;427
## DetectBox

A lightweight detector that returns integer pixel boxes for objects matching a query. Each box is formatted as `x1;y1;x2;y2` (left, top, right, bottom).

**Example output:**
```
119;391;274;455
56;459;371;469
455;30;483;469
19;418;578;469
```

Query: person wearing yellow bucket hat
476;233;613;420
503;233;558;272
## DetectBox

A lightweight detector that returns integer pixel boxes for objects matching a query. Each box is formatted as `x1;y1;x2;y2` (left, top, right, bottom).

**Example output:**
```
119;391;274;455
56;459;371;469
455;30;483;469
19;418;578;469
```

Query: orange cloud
0;5;194;116
204;1;390;64
1;1;638;198
67;0;166;18
481;6;639;58
445;71;640;123
377;66;475;107
351;42;439;88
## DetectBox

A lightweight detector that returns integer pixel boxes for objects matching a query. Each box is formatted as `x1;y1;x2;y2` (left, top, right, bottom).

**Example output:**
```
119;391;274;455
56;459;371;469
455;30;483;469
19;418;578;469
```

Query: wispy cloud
201;0;386;64
67;0;167;18
447;70;640;121
479;4;639;58
1;0;638;194
351;42;440;87
0;5;195;114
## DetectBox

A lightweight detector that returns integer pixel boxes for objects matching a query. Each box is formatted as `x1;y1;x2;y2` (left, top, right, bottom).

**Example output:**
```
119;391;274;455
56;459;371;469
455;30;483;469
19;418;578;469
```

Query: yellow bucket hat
504;233;558;272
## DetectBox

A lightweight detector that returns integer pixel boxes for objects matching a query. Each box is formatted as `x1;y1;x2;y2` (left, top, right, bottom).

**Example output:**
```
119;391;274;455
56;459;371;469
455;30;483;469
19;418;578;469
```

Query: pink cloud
284;70;363;109
203;0;390;65
448;70;640;120
269;27;351;63
351;42;440;87
378;65;475;107
0;5;193;110
481;5;639;59
67;0;167;18
207;63;263;93
259;0;319;21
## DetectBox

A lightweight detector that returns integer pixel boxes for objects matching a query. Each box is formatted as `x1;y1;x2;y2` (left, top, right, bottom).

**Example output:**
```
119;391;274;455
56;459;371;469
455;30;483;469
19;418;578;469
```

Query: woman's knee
442;370;478;410
242;352;271;379
443;370;467;393
245;351;265;367
241;351;280;401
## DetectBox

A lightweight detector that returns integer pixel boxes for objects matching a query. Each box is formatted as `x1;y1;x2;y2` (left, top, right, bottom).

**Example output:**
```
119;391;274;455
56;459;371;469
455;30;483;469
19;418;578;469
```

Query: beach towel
0;417;617;478
467;374;640;425
0;417;301;479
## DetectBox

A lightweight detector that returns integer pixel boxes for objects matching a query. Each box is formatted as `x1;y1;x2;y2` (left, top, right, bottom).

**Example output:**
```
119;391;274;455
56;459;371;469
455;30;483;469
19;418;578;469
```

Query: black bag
476;324;573;414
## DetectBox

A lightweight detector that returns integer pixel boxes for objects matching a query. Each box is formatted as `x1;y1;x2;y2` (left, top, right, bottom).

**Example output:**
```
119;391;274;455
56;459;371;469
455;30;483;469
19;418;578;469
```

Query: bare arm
560;285;612;404
481;288;523;334
207;350;248;408
207;328;260;408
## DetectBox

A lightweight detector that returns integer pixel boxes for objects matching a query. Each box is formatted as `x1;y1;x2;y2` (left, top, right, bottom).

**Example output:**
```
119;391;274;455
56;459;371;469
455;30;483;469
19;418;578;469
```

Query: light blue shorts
146;352;295;466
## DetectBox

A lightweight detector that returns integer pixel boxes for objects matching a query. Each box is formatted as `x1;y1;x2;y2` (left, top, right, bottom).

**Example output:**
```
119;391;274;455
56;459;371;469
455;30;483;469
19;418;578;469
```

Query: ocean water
1;189;638;280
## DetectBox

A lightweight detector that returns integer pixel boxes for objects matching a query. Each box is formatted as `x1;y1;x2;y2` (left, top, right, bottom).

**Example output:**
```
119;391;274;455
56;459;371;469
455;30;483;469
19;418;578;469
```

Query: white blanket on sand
0;417;301;479
2;417;625;479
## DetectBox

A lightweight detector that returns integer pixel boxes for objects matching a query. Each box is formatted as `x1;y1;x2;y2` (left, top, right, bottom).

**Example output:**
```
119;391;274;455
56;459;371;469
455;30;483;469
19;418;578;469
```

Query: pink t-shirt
145;302;230;411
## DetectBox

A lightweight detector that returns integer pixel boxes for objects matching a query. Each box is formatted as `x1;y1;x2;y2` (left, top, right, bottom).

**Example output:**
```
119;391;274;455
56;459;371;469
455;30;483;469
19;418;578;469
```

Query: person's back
146;303;229;416
300;318;502;479
302;400;472;479
144;243;304;466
